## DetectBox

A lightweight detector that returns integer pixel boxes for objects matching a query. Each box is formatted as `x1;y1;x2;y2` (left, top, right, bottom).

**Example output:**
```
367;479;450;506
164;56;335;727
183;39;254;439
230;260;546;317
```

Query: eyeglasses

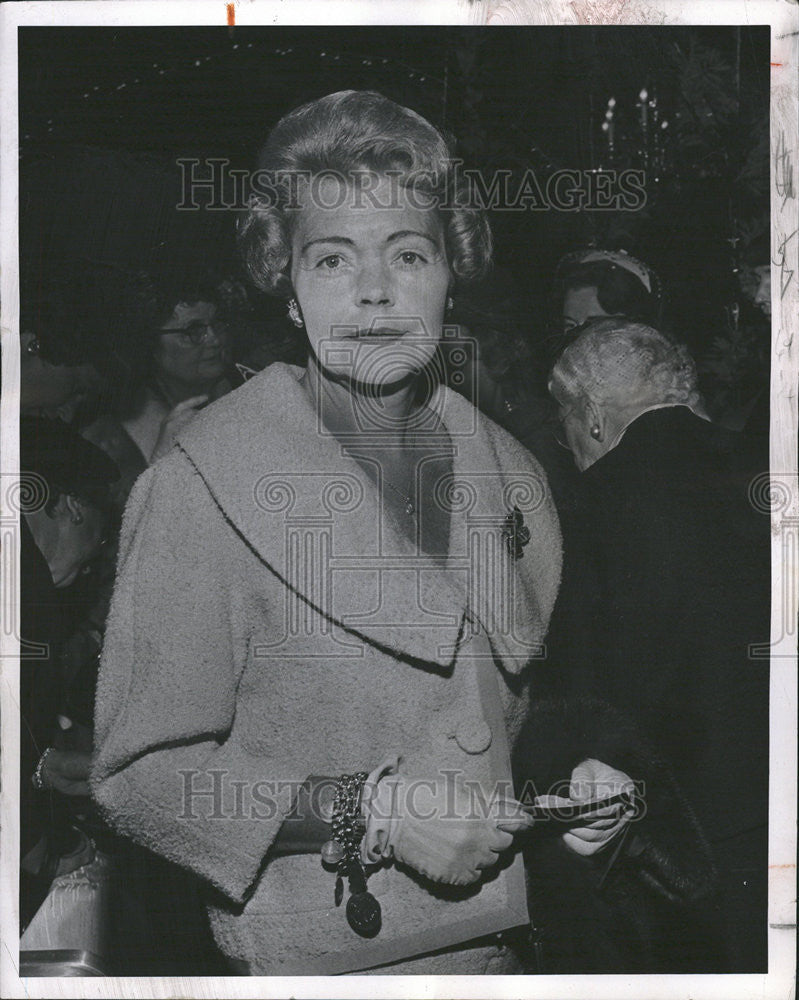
158;320;225;345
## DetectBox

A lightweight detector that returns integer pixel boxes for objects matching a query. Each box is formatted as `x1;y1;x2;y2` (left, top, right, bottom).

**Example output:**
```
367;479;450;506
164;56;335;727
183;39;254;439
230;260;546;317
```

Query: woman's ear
63;494;85;526
584;397;606;442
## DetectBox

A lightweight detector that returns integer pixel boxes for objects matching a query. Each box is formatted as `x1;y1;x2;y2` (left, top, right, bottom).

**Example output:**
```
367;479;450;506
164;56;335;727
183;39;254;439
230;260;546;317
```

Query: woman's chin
195;362;227;381
321;343;436;389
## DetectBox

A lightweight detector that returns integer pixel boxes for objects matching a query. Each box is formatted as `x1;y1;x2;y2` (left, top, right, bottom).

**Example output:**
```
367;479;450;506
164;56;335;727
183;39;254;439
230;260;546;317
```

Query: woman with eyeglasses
80;268;236;513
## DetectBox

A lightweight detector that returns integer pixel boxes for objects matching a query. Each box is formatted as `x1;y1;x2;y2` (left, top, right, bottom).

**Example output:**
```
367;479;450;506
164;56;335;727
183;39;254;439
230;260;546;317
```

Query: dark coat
523;406;770;972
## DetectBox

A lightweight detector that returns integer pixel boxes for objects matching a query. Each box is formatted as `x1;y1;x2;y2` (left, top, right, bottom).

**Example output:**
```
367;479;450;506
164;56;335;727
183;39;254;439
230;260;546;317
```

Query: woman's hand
36;748;92;796
362;770;531;886
150;395;209;463
535;758;636;857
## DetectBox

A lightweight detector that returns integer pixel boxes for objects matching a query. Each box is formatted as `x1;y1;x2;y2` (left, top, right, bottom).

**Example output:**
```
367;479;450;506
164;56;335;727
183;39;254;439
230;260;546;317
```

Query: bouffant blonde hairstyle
550;318;706;415
237;90;492;298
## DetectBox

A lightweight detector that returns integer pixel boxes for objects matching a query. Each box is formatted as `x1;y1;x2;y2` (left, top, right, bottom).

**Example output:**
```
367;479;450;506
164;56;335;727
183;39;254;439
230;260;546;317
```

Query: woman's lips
347;327;407;339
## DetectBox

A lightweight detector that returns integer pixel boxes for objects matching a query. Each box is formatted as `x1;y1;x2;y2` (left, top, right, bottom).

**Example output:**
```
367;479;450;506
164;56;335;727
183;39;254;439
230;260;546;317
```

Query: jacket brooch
502;505;531;560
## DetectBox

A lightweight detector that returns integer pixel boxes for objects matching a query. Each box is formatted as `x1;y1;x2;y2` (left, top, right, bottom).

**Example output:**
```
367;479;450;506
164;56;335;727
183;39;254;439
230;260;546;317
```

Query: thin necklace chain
383;476;415;516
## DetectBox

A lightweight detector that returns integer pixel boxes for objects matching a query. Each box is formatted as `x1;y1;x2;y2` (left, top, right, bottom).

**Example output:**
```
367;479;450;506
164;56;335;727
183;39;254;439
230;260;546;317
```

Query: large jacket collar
176;364;557;675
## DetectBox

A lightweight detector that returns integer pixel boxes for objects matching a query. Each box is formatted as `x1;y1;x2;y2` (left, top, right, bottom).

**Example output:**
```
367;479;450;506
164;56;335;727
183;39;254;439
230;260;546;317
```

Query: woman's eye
318;254;342;270
398;251;424;266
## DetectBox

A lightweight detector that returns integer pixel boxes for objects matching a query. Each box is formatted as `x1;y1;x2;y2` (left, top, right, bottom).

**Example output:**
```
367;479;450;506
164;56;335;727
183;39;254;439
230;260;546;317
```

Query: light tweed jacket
91;363;562;975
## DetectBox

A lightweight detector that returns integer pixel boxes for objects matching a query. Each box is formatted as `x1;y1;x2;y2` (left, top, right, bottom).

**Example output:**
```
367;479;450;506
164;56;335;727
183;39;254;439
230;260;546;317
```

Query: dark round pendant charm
346;891;382;938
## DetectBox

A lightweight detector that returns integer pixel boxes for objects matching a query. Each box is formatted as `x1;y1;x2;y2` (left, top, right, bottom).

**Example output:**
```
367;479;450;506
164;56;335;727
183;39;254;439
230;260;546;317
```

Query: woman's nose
356;264;393;306
204;322;224;346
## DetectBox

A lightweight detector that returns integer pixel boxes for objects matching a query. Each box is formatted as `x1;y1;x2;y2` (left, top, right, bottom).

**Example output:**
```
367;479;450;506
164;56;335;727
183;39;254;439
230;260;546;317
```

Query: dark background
19;26;771;396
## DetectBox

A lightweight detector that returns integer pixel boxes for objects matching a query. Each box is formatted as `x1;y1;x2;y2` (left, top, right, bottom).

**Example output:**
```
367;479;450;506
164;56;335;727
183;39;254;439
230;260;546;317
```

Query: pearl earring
590;425;601;439
287;299;304;328
446;296;454;313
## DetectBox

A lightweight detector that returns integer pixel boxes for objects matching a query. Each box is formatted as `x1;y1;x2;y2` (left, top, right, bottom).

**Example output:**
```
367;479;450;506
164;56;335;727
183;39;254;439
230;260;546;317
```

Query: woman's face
290;174;451;387
753;265;771;316
562;285;608;335
739;264;771;317
155;300;229;387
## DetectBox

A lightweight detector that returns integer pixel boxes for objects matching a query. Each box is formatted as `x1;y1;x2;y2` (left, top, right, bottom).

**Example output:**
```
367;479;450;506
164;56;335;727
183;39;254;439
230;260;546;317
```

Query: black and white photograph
0;2;796;996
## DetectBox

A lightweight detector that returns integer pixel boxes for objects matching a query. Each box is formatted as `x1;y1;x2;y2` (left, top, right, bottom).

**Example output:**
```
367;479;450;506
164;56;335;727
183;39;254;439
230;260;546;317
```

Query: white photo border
1;2;796;998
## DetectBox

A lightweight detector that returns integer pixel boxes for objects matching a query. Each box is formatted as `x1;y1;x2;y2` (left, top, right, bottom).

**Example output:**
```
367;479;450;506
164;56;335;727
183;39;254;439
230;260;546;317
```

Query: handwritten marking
775;228;797;300
775;130;796;209
771;62;783;67
226;2;235;26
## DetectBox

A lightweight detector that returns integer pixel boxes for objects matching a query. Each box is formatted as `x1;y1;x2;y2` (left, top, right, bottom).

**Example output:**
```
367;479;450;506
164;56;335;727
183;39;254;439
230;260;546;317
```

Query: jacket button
455;716;492;754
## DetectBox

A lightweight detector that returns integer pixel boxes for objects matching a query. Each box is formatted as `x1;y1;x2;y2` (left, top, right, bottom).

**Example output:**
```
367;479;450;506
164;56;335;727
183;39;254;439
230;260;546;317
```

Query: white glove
534;758;636;857
361;759;530;886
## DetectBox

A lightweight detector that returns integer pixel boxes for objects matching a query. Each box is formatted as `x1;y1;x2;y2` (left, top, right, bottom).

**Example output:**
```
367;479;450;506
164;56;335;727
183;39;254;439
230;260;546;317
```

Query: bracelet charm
320;771;381;938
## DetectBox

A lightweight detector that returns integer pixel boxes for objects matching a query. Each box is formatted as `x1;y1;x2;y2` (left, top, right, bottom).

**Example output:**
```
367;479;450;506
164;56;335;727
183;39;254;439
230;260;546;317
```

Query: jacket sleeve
91;450;306;904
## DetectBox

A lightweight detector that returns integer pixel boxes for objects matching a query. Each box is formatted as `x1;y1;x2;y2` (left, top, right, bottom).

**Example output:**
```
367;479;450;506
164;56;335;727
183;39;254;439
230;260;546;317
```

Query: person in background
81;266;235;510
738;231;771;320
550;248;663;352
535;317;769;972
18;264;235;972
19;271;104;421
19;417;118;927
722;230;771;436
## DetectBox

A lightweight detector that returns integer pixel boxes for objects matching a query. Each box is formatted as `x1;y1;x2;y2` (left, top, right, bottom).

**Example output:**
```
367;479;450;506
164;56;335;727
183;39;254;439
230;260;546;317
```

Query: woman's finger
579;814;622;830
567;824;619;843
569;796;631;819
563;832;603;856
486;829;514;854
532;794;574;810
496;815;534;833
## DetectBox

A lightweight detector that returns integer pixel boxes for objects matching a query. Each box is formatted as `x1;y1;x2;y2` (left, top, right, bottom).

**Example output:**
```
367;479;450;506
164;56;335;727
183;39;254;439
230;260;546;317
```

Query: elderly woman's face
290;174;451;386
